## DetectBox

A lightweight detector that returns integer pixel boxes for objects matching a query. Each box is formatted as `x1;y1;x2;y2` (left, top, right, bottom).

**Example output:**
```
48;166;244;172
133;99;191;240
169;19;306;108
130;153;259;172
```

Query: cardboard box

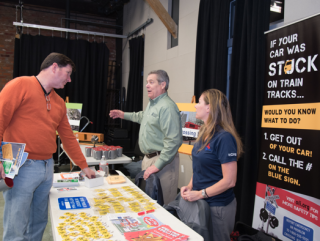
84;174;104;188
74;132;104;142
106;175;126;184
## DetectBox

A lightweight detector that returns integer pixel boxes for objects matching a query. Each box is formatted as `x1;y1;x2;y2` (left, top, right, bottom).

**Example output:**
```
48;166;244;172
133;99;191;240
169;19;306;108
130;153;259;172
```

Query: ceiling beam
145;0;177;39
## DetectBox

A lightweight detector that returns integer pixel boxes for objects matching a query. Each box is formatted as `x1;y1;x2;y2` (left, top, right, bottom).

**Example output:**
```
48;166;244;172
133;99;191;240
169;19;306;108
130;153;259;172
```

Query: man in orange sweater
0;52;95;241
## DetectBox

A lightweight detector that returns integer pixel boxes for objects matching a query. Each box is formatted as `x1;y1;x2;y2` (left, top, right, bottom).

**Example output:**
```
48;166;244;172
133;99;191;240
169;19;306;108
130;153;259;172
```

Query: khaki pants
142;153;179;205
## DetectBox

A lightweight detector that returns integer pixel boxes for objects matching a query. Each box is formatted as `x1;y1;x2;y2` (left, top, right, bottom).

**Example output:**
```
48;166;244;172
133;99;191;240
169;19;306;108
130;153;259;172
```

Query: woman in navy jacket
181;89;243;241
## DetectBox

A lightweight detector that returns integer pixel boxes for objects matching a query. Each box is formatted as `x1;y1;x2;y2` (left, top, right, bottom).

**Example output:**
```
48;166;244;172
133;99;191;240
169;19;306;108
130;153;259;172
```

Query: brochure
111;214;163;235
57;187;78;192
124;225;189;241
60;172;80;179
0;142;27;179
53;178;79;188
2;160;13;175
15;152;28;175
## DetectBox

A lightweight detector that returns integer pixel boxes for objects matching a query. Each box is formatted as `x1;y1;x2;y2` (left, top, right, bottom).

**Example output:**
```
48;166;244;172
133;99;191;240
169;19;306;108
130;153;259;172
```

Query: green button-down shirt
124;92;182;170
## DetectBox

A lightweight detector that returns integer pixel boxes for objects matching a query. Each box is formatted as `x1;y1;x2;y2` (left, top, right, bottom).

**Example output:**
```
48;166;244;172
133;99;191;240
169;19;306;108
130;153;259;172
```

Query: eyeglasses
46;95;51;111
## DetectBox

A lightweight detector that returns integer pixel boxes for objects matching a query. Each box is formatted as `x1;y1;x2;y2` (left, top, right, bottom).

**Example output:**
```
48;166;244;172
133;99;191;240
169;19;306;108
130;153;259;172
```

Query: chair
164;193;213;241
135;170;164;206
132;138;145;162
235;222;282;241
122;139;144;178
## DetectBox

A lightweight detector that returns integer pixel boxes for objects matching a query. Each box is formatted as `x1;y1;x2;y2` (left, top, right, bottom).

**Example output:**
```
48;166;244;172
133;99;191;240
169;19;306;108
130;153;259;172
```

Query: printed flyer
111;214;163;234
124;225;189;241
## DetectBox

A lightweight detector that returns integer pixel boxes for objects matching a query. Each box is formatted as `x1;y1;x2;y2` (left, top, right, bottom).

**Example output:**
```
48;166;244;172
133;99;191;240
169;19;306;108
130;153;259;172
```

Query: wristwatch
201;189;208;198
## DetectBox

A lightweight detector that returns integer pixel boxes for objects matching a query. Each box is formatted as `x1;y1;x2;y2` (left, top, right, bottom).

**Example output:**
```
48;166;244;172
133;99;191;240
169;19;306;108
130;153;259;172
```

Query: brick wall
0;2;118;90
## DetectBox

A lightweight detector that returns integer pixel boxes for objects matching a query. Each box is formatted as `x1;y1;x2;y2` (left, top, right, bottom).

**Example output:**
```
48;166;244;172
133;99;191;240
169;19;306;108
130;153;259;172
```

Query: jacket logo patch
228;153;237;157
205;144;211;151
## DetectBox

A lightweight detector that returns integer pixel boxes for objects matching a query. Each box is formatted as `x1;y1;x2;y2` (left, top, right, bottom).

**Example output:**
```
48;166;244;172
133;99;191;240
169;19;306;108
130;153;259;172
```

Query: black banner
264;15;320;106
258;14;320;199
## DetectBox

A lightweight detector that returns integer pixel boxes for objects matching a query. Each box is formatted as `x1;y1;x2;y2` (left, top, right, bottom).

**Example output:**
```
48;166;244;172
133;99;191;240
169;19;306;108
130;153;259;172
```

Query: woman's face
195;95;210;123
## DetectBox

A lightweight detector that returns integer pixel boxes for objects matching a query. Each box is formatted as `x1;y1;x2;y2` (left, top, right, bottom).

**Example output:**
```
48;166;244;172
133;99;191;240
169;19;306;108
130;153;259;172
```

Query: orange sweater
0;76;88;169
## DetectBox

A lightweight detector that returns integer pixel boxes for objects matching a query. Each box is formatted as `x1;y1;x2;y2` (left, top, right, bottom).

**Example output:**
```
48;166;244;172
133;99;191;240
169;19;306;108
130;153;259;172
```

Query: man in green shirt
110;70;182;204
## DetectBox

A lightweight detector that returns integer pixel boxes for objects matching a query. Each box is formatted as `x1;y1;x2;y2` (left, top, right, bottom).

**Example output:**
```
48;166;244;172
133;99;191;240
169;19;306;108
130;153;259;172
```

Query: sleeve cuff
123;112;131;120
154;158;167;170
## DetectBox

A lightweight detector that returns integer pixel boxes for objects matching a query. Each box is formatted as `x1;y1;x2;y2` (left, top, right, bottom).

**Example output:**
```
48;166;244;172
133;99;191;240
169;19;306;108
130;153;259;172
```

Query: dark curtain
194;0;230;99
13;34;109;134
229;0;270;226
125;36;144;148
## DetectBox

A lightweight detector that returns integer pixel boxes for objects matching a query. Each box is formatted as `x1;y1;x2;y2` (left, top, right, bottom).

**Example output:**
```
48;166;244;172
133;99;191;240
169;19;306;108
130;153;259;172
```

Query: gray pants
142;153;179;205
210;198;237;241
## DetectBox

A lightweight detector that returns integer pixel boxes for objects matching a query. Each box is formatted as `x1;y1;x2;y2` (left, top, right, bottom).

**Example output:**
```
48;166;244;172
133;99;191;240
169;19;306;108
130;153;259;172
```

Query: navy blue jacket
135;170;164;206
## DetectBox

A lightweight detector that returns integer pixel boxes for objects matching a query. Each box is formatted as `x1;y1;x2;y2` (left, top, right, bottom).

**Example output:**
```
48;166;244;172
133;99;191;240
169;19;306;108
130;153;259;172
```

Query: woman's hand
180;185;191;199
181;176;194;201
182;190;203;202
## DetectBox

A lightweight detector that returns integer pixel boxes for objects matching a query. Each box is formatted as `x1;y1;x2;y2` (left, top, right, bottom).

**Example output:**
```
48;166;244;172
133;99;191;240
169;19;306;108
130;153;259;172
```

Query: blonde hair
196;89;243;159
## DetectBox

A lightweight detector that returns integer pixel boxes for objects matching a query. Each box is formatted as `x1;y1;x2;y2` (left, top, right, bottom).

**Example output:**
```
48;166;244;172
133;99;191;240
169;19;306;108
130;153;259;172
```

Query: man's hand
0;162;5;179
143;165;160;180
82;167;96;179
109;110;124;119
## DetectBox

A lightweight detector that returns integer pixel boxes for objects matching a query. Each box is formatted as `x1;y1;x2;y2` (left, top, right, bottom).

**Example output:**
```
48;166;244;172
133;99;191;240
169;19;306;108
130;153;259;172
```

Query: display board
252;13;320;241
176;103;203;155
66;103;83;132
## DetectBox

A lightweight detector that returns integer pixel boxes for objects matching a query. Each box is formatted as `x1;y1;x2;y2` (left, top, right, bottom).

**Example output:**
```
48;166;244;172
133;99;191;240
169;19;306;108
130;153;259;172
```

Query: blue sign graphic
266;201;276;215
58;196;90;210
283;217;313;241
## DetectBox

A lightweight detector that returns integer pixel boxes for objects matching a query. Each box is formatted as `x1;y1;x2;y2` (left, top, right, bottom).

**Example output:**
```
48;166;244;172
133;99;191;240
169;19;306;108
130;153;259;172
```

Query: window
225;0;285;98
168;0;179;48
270;0;285;30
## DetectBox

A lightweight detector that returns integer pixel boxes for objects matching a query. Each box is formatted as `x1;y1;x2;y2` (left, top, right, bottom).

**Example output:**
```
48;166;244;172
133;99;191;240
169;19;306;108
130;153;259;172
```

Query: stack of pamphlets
124;225;189;241
52;179;79;188
0;142;28;179
53;173;80;188
110;214;189;241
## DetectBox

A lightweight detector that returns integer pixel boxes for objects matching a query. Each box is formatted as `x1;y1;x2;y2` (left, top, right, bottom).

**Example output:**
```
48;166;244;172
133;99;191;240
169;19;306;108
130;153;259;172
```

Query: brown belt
145;151;161;159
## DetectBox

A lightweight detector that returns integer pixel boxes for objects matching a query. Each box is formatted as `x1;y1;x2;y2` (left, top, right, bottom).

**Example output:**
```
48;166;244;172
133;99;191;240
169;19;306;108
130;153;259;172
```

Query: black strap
35;76;51;96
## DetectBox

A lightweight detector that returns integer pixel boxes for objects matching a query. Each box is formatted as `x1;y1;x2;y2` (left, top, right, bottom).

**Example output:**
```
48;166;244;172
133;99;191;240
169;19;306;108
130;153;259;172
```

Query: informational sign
252;13;320;241
66;103;83;132
180;111;202;139
58;196;90;210
176;103;203;155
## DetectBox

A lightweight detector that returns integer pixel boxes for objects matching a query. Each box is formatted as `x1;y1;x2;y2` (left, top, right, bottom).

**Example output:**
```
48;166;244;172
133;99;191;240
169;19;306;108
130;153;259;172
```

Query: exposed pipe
13;22;127;39
65;0;70;39
61;18;122;29
127;18;153;38
19;0;23;23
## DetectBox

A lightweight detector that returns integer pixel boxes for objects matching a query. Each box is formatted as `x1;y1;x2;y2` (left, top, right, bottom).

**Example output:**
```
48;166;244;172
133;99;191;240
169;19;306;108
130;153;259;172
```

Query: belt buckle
147;152;158;158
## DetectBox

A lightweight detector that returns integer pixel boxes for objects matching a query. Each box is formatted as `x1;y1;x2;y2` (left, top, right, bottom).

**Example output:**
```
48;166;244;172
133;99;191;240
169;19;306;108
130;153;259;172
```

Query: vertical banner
252;14;320;241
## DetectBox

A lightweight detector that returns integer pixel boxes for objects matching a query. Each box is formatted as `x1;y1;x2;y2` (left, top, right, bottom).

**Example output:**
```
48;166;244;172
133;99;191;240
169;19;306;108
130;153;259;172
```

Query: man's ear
161;81;166;90
51;63;58;73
